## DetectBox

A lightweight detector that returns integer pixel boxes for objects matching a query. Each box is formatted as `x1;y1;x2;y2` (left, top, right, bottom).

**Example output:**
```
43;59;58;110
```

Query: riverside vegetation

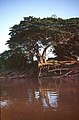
0;16;79;78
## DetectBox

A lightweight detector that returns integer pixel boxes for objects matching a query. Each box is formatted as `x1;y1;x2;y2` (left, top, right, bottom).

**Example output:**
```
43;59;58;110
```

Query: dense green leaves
0;16;79;70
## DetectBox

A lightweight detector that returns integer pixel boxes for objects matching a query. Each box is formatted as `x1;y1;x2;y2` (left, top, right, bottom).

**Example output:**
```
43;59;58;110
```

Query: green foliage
1;16;79;70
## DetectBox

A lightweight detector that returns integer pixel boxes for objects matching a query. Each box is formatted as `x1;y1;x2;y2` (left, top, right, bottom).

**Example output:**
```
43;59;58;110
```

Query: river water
0;76;79;120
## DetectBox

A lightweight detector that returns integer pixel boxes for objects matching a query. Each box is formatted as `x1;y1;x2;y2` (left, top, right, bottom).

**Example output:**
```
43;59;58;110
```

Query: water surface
0;76;79;120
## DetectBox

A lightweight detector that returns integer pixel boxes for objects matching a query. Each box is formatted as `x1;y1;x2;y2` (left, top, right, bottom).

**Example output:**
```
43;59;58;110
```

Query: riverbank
0;67;38;79
0;62;79;79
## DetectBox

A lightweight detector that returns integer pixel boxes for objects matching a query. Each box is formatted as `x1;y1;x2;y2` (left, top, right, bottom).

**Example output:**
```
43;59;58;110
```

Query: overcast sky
0;0;79;53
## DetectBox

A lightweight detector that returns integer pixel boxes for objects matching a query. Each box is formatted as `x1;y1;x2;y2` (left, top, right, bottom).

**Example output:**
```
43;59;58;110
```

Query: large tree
6;16;79;67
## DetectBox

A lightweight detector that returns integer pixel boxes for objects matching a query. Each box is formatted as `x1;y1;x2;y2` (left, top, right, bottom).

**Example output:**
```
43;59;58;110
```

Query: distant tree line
0;16;79;70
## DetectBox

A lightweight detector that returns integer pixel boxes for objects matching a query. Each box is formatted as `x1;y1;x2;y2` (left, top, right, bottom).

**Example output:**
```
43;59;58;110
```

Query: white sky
0;0;79;53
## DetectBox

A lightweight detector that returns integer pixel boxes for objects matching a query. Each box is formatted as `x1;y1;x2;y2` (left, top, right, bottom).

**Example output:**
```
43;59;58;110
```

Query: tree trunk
42;45;52;63
35;44;43;64
36;51;43;64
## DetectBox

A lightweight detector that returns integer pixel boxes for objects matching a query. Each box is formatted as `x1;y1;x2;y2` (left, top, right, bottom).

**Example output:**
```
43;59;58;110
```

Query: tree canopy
0;16;79;70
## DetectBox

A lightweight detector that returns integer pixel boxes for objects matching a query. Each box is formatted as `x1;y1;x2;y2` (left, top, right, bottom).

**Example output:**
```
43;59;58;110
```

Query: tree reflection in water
0;76;79;120
38;78;59;111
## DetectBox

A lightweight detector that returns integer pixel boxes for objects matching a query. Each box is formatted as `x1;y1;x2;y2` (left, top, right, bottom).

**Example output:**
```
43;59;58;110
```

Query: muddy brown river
0;76;79;120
